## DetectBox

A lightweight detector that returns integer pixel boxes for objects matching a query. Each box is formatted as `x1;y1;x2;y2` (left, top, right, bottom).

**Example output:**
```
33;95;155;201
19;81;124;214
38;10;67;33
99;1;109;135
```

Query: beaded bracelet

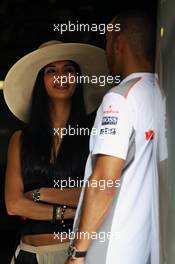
56;206;61;220
61;205;67;227
51;205;61;224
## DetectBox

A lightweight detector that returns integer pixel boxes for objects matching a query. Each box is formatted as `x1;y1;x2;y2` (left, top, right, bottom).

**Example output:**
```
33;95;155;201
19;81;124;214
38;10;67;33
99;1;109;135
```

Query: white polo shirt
73;73;167;264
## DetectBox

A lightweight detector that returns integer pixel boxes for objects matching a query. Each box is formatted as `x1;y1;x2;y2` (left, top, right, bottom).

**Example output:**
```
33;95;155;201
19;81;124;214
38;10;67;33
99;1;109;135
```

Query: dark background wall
0;0;157;262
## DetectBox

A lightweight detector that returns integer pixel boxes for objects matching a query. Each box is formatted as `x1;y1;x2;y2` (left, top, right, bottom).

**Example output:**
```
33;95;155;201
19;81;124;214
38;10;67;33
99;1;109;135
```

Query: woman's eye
64;67;76;74
45;68;56;75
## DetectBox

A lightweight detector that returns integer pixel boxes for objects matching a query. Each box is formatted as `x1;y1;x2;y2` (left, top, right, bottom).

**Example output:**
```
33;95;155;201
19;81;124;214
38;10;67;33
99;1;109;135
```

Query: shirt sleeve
91;92;133;160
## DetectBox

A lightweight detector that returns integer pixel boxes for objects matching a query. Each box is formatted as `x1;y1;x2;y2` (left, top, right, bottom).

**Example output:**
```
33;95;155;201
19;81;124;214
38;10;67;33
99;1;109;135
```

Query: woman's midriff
22;233;69;246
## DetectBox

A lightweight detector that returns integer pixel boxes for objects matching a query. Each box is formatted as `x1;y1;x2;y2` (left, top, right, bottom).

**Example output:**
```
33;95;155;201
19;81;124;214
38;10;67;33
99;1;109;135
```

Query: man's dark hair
114;10;157;63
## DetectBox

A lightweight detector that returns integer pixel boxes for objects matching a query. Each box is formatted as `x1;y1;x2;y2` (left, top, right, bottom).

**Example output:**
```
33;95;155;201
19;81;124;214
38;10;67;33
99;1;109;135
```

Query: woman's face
44;60;77;100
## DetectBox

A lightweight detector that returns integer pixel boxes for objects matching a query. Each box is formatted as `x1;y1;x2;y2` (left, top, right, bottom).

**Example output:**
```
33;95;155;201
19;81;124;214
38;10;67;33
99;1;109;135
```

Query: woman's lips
53;84;69;90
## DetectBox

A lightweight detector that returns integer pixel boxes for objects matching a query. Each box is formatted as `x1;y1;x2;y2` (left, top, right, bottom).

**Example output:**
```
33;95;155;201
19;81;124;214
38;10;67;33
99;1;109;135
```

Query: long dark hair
20;62;90;191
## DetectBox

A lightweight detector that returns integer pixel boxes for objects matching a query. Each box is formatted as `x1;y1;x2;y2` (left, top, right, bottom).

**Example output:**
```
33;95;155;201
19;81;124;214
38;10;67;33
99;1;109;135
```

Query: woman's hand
35;187;81;207
64;207;76;219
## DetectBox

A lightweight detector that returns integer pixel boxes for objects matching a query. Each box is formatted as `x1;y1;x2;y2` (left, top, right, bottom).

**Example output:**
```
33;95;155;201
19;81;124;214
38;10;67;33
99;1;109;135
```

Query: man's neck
121;58;154;80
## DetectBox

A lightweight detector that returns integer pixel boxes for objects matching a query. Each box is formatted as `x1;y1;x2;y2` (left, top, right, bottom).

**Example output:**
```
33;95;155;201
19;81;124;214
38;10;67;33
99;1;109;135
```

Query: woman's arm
25;187;81;207
5;131;75;220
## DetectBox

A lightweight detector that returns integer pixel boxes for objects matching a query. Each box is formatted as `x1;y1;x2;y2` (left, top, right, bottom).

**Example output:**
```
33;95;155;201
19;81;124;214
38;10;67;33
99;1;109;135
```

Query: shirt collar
120;72;158;85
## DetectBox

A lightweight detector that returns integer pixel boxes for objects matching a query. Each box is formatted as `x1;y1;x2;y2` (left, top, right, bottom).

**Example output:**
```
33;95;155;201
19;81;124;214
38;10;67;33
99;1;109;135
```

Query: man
65;11;167;264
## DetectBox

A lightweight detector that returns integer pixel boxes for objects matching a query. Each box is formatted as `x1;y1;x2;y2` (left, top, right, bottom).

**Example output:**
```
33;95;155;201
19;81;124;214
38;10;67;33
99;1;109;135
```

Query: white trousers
11;241;69;264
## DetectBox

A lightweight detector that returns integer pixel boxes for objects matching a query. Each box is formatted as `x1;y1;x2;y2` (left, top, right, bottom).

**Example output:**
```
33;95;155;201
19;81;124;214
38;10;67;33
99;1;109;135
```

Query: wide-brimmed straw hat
3;40;110;122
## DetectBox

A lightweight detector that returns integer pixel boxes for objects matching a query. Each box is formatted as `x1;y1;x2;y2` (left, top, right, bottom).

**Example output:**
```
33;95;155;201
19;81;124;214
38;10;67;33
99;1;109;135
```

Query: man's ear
114;33;126;54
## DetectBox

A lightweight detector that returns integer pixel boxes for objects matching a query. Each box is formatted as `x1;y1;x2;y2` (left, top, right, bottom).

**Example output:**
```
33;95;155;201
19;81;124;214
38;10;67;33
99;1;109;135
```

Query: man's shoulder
107;77;142;98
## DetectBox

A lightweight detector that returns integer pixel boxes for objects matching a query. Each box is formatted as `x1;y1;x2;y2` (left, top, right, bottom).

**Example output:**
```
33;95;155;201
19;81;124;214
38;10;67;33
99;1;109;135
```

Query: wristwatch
32;189;40;202
68;245;87;259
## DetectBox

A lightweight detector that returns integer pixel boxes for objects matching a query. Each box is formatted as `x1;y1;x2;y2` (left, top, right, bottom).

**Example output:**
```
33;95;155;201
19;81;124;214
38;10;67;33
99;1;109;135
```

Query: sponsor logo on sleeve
103;105;119;115
102;116;118;125
100;128;117;135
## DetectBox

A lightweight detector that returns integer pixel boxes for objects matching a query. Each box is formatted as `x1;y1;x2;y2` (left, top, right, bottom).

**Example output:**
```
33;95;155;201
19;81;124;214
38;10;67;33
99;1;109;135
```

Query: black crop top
20;112;96;236
21;165;77;236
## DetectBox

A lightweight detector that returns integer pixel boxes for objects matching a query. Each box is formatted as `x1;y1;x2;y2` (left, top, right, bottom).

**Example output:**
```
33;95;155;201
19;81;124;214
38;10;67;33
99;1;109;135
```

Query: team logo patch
102;116;118;125
100;128;116;135
103;105;119;115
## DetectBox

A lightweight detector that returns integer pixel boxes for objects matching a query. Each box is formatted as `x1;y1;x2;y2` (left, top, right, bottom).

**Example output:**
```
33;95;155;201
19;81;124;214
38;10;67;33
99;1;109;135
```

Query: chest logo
145;130;155;141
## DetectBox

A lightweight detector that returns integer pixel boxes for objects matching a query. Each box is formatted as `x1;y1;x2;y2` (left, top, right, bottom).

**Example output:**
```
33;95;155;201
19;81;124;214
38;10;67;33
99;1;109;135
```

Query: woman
4;40;109;264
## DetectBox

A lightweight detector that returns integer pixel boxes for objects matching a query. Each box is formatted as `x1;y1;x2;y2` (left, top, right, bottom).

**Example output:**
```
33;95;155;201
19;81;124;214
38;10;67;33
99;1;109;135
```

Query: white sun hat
3;40;111;122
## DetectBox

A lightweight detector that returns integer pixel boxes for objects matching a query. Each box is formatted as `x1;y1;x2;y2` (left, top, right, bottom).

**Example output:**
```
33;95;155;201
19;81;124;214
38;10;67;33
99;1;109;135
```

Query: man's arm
65;92;132;263
71;154;124;251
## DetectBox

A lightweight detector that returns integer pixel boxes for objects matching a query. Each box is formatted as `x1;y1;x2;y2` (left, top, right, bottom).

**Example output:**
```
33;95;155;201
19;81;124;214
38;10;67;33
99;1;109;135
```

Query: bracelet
51;205;61;224
61;205;67;227
51;205;67;225
32;189;40;202
56;206;61;220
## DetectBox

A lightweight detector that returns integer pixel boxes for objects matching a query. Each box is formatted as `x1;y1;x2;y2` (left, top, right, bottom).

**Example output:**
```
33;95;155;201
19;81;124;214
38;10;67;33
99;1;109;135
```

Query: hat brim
3;43;110;122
